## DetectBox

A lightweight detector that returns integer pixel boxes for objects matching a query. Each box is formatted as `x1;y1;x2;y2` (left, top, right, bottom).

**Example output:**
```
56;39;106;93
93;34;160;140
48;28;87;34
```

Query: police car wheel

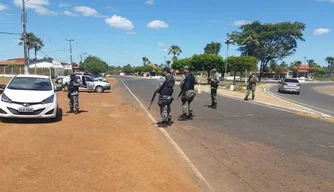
95;86;104;93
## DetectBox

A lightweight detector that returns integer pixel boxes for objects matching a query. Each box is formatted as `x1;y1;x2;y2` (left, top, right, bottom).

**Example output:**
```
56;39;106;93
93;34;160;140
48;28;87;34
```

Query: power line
0;31;21;35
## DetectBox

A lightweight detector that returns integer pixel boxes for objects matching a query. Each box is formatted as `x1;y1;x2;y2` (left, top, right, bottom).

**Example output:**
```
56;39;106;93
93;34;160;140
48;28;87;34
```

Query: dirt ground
0;78;198;192
313;85;334;97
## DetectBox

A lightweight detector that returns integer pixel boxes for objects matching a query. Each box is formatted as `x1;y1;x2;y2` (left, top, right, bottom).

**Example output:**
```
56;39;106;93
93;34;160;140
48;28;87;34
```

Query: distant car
0;75;63;121
61;74;111;93
278;78;301;95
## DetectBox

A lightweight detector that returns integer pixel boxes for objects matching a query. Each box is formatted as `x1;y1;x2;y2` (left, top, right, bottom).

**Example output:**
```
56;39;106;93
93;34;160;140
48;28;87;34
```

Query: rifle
148;91;157;110
177;90;183;99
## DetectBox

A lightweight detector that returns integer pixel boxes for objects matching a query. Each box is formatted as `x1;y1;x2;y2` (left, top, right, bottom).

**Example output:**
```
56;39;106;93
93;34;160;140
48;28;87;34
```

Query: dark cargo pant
181;90;196;115
158;96;173;121
210;88;217;106
69;94;79;111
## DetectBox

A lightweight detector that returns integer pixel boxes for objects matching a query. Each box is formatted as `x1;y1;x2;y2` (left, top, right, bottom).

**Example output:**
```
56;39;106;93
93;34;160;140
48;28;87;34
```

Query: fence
0;66;72;78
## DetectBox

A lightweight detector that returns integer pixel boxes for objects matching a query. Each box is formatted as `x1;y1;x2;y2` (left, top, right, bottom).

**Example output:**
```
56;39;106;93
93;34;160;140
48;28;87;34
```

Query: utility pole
22;0;29;74
224;34;233;80
66;39;74;64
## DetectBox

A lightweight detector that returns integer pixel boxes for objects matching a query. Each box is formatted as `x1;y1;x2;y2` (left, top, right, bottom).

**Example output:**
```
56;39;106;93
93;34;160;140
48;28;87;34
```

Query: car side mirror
55;87;63;92
0;84;6;89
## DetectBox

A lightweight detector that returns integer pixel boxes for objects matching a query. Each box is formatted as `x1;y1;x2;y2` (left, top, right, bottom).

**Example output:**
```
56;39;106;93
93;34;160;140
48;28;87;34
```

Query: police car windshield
7;77;52;91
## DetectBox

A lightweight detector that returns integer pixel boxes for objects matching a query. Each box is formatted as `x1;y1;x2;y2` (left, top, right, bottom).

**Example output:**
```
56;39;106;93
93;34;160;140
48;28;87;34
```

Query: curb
263;84;333;118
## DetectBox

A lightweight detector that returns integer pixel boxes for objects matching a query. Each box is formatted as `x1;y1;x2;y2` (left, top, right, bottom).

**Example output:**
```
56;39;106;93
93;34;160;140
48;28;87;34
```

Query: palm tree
168;45;182;63
325;56;334;78
142;57;149;66
19;32;44;60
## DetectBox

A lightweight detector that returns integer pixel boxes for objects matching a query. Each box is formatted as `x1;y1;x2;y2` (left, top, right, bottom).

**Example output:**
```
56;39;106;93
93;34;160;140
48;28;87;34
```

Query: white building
29;58;72;69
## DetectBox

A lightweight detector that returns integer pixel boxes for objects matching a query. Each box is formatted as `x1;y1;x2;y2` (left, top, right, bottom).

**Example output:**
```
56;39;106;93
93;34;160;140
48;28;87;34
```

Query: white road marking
120;79;215;192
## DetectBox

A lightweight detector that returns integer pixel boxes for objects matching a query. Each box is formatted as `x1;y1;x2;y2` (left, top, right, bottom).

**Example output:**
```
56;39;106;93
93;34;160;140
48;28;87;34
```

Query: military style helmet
211;68;217;72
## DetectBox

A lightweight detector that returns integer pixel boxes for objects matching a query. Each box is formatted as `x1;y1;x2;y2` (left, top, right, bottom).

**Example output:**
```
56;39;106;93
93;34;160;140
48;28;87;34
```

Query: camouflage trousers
246;84;256;97
158;96;173;121
69;95;79;110
181;90;196;115
211;88;217;105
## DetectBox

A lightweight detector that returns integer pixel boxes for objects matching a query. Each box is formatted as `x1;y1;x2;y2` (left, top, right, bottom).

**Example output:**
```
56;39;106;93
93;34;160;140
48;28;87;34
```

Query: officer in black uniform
178;65;197;121
155;67;175;127
67;74;80;114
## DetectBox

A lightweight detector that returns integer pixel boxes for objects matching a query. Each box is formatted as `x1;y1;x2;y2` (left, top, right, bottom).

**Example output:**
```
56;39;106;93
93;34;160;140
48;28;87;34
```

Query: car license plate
18;107;34;113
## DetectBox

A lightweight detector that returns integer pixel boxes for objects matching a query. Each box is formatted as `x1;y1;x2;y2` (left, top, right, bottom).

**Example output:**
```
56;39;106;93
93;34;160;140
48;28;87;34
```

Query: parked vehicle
278;78;301;95
0;75;63;121
61;74;111;93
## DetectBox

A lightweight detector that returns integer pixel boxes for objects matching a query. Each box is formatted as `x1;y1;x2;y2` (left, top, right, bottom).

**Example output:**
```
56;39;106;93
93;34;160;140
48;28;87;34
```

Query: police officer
156;67;175;127
178;65;197;121
68;73;80;114
207;68;220;109
244;72;259;101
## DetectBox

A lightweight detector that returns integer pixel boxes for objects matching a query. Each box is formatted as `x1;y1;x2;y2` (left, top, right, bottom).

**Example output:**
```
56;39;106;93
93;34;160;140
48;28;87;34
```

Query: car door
84;76;95;90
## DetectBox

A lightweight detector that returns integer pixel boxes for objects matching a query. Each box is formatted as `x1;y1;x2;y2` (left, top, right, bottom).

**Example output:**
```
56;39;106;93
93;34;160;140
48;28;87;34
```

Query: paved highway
116;76;334;192
268;82;334;116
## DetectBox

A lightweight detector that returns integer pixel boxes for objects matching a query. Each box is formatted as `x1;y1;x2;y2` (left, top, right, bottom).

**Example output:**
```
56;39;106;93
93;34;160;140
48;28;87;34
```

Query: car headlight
42;94;54;104
1;93;12;103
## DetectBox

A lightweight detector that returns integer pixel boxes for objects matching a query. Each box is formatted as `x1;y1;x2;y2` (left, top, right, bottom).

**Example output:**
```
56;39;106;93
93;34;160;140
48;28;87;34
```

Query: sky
0;0;333;67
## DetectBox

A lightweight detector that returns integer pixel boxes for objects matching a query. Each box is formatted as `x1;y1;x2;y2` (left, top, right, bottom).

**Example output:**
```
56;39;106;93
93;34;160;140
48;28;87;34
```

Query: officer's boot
157;120;168;127
75;108;79;114
167;117;174;126
178;114;188;121
244;96;249;101
212;103;217;109
252;95;255;100
68;108;74;113
188;113;193;120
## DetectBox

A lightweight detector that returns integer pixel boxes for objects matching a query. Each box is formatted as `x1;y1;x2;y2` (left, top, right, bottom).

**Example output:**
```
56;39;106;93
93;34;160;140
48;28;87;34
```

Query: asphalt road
268;82;334;116
116;76;334;192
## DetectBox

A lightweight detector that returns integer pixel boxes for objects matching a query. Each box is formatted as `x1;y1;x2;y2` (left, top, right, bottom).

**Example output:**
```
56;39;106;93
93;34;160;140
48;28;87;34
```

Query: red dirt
0;78;198;192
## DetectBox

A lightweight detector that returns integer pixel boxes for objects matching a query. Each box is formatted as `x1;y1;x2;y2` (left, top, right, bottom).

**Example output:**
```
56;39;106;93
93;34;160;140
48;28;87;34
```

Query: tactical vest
183;72;196;91
210;75;219;88
160;75;175;96
68;80;79;93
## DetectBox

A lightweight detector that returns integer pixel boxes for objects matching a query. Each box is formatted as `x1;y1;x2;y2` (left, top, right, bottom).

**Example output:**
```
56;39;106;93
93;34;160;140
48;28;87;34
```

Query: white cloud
13;0;57;15
233;20;251;26
0;3;8;11
63;10;78;16
158;42;165;46
73;6;98;16
105;15;134;30
147;20;169;29
145;0;154;5
313;28;330;35
318;0;334;3
59;3;71;7
163;48;168;52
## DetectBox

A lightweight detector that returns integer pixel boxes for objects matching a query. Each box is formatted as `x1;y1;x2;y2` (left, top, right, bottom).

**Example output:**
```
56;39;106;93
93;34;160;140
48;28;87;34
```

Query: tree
168;45;182;63
228;21;306;81
275;61;288;78
307;59;318;68
142;57;149;66
269;60;277;76
325;56;334;77
123;64;134;75
204;41;221;55
83;56;108;75
171;57;192;70
19;32;44;60
191;54;224;80
227;56;257;84
165;60;171;67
